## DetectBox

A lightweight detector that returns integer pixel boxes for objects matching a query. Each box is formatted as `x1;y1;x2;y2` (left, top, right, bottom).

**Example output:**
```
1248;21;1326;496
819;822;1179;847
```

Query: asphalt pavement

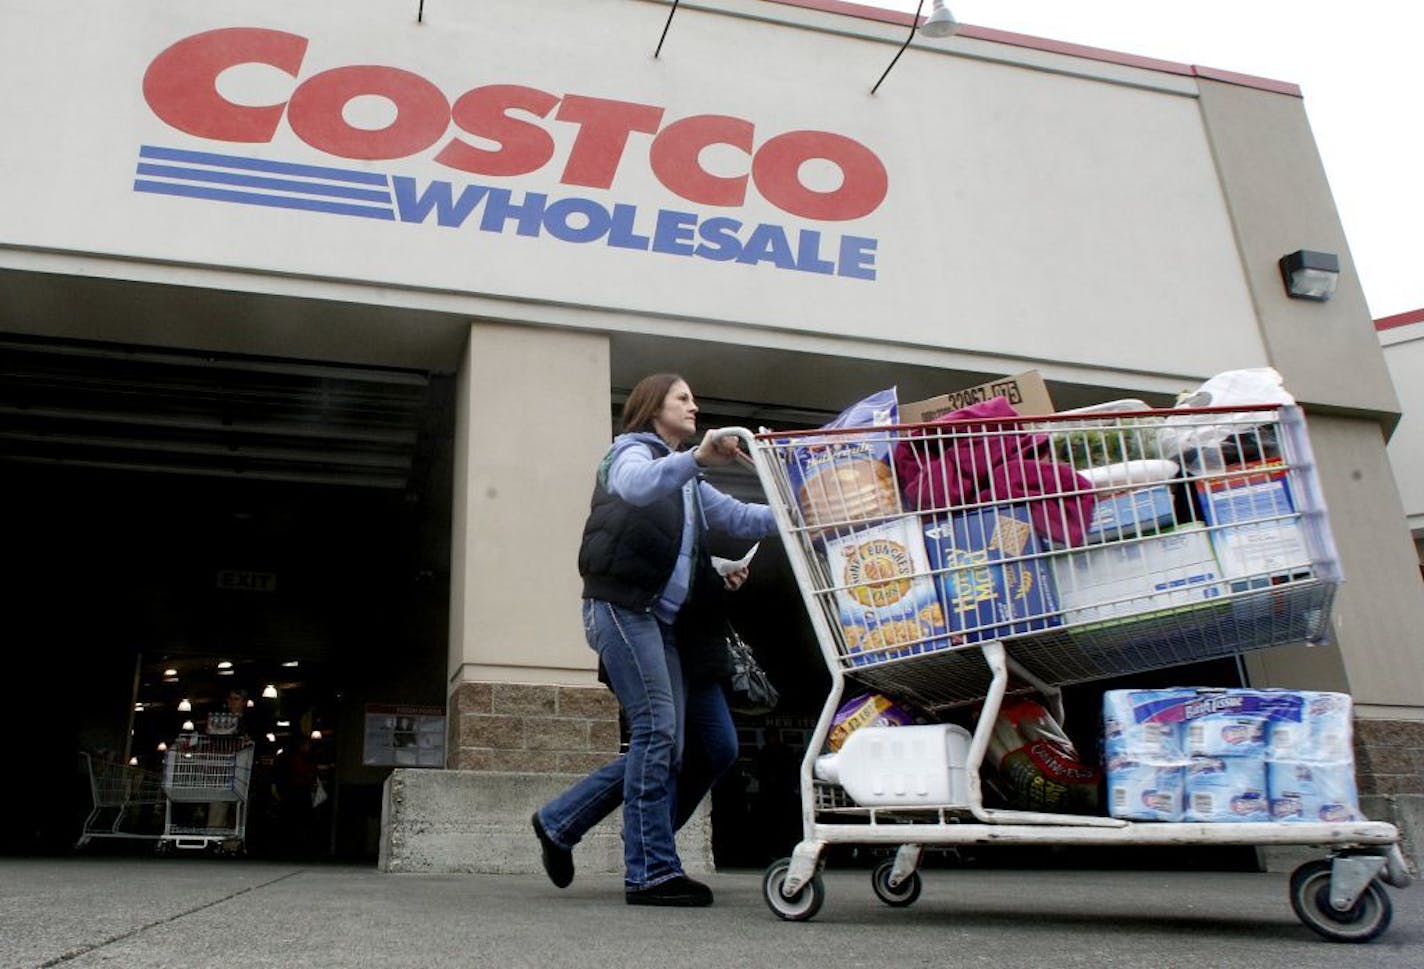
3;857;1420;969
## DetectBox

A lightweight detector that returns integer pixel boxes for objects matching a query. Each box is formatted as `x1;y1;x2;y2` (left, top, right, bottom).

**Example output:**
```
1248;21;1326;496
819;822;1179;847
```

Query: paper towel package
1105;756;1184;822
1267;761;1361;823
1103;689;1184;760
1184;756;1270;822
1102;688;1362;823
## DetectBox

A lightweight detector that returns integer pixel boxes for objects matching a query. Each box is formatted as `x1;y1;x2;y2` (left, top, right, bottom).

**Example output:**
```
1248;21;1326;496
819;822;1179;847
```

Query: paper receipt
712;542;759;577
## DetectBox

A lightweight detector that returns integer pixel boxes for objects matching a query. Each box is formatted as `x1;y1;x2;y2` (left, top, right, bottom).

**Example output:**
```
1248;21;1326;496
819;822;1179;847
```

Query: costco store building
1;0;1419;868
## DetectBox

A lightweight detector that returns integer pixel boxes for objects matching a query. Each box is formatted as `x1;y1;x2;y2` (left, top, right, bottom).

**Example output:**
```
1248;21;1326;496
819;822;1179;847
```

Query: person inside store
206;688;251;738
203;688;251;845
532;373;776;907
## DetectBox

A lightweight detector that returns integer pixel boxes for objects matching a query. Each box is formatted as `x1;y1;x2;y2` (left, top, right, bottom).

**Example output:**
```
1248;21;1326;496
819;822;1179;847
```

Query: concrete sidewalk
3;857;1420;969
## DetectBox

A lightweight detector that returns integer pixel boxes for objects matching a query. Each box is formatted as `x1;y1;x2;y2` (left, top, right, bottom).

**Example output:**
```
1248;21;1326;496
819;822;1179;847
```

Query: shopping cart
730;403;1412;941
75;752;164;848
159;733;254;854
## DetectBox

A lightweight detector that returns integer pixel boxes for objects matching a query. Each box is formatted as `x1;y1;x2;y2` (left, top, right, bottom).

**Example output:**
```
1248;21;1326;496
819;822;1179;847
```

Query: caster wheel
762;858;825;922
871;859;922;907
1289;859;1393;943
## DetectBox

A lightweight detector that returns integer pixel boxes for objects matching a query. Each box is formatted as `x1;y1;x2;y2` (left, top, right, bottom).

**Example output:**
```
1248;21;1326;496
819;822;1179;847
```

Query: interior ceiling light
134;703;145;712
177;698;192;712
218;660;233;669
182;720;195;731
282;660;300;667
311;729;323;740
157;742;168;752
266;732;277;743
263;684;278;699
128;757;139;766
219;669;234;676
164;668;178;677
247;699;255;708
277;720;291;727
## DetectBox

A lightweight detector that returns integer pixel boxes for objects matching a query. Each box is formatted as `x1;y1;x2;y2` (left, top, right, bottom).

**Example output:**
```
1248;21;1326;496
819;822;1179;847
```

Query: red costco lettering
143;27;308;142
288;66;449;160
141;27;888;221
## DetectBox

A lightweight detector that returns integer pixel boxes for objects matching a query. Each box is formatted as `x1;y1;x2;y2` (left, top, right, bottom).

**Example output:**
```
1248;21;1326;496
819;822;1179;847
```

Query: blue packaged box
1085;485;1176;543
922;506;1060;643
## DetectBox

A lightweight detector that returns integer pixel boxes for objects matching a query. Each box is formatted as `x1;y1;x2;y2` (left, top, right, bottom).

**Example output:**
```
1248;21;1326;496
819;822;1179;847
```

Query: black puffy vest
577;442;731;681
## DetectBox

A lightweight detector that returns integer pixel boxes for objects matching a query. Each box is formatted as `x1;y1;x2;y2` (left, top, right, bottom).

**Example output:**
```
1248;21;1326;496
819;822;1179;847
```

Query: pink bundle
893;397;1096;546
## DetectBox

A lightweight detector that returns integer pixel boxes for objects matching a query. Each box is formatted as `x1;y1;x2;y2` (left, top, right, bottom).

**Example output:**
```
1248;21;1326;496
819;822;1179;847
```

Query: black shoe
531;812;573;889
625;875;713;907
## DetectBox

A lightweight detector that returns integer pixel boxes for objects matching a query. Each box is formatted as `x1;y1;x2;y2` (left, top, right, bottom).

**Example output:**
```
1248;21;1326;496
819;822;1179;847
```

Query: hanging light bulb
262;684;278;699
177;698;192;712
182;719;195;731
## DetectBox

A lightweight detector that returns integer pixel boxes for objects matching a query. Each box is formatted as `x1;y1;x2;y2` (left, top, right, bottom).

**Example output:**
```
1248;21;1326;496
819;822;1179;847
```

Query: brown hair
621;373;686;433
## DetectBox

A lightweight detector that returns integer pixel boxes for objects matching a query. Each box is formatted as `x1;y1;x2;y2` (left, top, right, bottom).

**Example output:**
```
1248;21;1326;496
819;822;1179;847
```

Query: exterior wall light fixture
1280;249;1340;302
873;0;959;95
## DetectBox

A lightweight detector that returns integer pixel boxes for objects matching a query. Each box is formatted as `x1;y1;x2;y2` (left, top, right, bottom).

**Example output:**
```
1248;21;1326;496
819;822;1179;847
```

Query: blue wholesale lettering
392;177;878;279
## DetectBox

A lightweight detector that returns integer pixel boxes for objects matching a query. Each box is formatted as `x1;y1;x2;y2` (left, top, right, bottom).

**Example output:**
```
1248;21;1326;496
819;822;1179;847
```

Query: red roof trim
1376;309;1424;331
756;0;1302;97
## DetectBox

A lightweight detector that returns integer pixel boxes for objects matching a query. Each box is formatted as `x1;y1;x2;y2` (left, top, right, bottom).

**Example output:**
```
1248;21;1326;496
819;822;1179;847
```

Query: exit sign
217;570;277;592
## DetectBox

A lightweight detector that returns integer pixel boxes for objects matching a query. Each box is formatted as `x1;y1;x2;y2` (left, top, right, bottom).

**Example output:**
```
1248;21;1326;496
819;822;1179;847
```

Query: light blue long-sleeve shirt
604;432;775;622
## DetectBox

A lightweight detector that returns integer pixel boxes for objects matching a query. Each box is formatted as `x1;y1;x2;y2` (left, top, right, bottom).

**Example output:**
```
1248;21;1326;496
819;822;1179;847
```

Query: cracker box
922;506;1060;643
823;516;949;667
1195;459;1311;590
1052;523;1223;624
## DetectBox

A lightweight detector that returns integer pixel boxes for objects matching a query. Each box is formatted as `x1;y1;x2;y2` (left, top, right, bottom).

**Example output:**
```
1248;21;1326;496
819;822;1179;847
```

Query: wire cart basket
75;752;165;848
730;403;1412;941
160;733;254;854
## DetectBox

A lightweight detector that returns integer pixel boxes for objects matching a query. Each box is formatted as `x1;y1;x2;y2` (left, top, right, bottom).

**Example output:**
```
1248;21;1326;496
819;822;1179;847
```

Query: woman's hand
723;566;750;591
694;429;742;467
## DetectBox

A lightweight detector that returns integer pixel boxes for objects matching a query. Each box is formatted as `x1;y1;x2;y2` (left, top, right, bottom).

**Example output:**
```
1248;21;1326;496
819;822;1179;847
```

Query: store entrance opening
0;336;454;860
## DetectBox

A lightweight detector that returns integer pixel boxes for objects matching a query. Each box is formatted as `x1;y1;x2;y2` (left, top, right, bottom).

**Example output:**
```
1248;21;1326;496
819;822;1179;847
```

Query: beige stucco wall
449;322;611;688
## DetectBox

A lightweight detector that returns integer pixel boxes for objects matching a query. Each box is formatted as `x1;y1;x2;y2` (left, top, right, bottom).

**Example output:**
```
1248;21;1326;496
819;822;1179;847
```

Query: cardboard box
1195;460;1311;590
922;506;1060;643
1052;523;1224;624
1085;484;1177;544
901;371;1054;426
822;516;949;667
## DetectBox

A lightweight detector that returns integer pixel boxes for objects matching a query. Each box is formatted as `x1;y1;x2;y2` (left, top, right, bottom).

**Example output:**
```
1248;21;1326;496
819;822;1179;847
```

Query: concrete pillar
381;322;711;874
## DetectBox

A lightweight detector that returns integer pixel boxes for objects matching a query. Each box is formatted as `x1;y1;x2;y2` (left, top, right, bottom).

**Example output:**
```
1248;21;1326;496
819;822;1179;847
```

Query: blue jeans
537;599;738;889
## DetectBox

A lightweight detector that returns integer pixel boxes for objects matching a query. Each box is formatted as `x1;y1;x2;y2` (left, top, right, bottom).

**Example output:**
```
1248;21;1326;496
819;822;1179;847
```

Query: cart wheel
762;858;825;922
871;859;922;907
1289;859;1393;943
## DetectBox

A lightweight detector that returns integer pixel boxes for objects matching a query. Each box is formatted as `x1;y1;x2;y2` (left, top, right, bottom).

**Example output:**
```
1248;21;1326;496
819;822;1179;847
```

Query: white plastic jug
814;723;972;808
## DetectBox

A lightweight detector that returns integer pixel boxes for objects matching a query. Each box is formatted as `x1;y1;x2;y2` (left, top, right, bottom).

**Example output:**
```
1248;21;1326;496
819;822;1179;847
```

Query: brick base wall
1355;719;1424;799
1354;717;1424;870
447;680;621;773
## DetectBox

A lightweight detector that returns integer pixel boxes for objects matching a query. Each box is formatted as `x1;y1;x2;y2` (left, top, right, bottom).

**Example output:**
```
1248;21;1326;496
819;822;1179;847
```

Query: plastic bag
1156;368;1294;457
782;388;902;534
987;698;1100;813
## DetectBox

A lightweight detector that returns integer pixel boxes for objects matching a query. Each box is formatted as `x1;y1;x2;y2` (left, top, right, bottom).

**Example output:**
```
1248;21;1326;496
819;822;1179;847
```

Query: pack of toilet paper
1102;688;1360;822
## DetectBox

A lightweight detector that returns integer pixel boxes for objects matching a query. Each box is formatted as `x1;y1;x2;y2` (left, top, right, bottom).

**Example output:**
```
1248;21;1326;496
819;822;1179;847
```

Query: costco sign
137;27;889;279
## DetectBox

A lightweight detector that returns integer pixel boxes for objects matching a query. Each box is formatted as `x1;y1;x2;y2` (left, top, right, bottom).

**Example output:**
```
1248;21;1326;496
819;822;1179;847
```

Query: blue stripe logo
133;146;394;220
